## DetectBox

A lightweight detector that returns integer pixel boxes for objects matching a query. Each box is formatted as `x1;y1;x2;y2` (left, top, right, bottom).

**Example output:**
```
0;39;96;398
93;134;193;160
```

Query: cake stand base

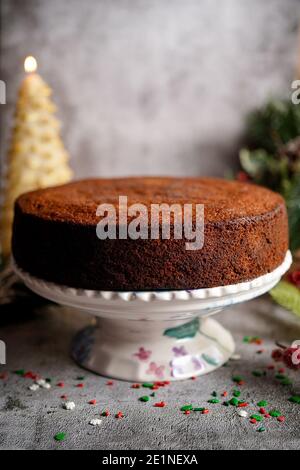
71;316;235;381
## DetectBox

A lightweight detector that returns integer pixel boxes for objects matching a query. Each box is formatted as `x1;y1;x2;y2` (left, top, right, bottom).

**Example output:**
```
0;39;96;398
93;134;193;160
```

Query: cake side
12;177;289;291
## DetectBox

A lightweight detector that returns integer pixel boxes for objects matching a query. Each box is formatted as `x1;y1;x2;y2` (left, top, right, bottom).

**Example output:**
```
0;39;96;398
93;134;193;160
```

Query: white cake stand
13;251;292;382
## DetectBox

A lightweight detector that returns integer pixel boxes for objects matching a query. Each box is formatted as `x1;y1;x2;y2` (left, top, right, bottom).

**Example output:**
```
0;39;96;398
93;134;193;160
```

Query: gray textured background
1;0;300;178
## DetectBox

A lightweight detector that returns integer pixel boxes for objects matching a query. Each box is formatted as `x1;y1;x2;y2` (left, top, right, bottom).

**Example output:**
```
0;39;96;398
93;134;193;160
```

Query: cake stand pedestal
13;251;292;382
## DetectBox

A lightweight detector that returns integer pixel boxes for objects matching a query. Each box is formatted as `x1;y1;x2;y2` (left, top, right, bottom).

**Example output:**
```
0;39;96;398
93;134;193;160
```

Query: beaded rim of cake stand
12;250;292;303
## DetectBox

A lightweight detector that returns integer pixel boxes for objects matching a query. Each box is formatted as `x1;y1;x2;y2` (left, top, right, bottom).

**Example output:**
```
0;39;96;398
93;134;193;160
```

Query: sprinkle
151;385;159;390
60;395;67;399
36;379;46;386
269;410;281;417
278;368;285;373
89;399;97;405
222;391;228;397
41;382;51;389
139;396;150;402
275;374;286;380
257;427;265;432
191;376;197;380
207;398;220;404
264;414;271;418
0;372;8;380
54;432;66;442
211;391;218;397
102;410;110;417
164;381;170;385
154;401;166;408
106;380;114;386
24;371;38;380
45;378;52;383
237;410;248;418
142;382;154;388
277;416;285;422
131;384;140;389
14;369;25;376
250;414;264;422
184;410;191;415
257;400;268;407
89;418;102;426
29;384;39;391
76;376;85;380
202;409;209;414
237;381;245;386
267;365;275;370
76;383;84;388
63;401;75;410
223;401;230;406
252;370;263;377
115;411;124;419
180;404;193;411
229;397;239;406
243;336;251;343
288;395;300;404
193;407;205;412
250;419;257;424
259;408;266;415
237;402;248;408
232;375;243;383
233;390;241;397
150;392;156;397
57;382;64;387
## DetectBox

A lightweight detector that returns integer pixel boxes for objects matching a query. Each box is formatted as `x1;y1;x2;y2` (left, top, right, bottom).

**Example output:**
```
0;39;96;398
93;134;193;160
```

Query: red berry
282;347;300;370
271;348;283;362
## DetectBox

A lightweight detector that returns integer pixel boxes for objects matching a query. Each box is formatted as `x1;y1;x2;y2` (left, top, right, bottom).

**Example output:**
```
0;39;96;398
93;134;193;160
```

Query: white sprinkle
231;354;241;360
64;401;75;410
29;384;39;391
36;379;46;386
237;410;248;418
41;382;51;389
89;418;102;426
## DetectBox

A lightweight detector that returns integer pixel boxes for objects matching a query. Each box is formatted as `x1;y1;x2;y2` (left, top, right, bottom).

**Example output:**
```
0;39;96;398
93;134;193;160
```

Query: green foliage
240;99;300;252
270;281;300;317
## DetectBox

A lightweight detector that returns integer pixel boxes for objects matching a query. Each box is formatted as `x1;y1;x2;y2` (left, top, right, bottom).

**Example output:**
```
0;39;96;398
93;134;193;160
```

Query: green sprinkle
193;407;205;412
250;414;264;422
275;374;286;380
139;396;150;402
223;401;230;406
257;400;268;407
243;336;251;343
233;390;241;397
257;427;266;432
77;376;85;380
252;370;263;377
269;410;281;417
281;378;292;386
288;395;300;404
45;378;52;383
150;392;156;397
230;397;239;406
180;404;193;411
211;391;218;397
14;369;25;376
142;382;154;388
54;432;66;442
232;375;243;383
208;398;220;404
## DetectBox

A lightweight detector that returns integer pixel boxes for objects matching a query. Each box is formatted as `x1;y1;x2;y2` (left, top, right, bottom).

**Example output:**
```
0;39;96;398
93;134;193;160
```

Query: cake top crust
15;177;285;225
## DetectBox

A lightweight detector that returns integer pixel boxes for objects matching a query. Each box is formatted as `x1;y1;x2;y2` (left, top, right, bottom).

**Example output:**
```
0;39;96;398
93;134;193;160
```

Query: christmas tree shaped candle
0;56;72;258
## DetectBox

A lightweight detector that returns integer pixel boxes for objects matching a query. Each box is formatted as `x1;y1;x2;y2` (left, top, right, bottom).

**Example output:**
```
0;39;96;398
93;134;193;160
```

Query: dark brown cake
12;177;289;290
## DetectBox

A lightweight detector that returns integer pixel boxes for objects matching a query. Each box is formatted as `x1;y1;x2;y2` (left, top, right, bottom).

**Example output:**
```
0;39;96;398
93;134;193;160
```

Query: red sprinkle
131;384;140;389
250;419;257;424
106;381;114;386
202;409;209;414
151;385;159;390
116;411;124;419
191;376;197;381
154;401;166;408
278;368;285;373
76;383;84;388
264;414;271;418
102;410;110;417
89;399;97;405
267;365;275;370
164;381;170;385
57;382;64;387
277;416;285;422
24;371;38;380
60;395;67;399
0;372;8;380
259;408;266;414
254;339;263;345
222;391;228;397
238;402;248;408
155;381;166;387
237;381;245;386
184;410;191;415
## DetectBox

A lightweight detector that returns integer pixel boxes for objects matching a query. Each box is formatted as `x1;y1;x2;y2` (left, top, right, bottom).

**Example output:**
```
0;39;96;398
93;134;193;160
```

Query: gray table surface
1;296;300;450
